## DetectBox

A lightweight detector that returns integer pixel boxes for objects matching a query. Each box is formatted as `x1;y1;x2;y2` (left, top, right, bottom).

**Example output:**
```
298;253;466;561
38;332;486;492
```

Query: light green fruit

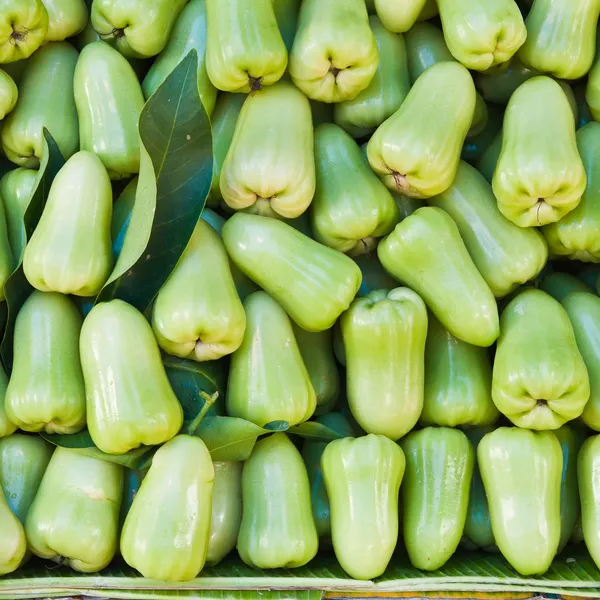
436;0;526;71
333;16;410;139
25;447;123;573
237;433;318;569
367;62;476;199
206;0;287;93
5;291;86;435
227;291;316;427
289;0;378;103
121;435;214;581
341;288;427;440
74;41;145;180
492;289;590;431
519;0;600;80
41;0;87;41
429;161;548;298
543;122;600;262
0;69;17;119
0;366;15;439
142;0;217;115
1;42;78;168
152;218;246;362
578;434;600;570
475;56;538;104
80;299;184;455
91;0;187;58
373;0;429;33
311;123;399;255
0;0;48;64
492;76;586;227
0;192;14;298
0;168;36;260
222;213;362;332
23;151;112;296
220;81;314;220
0;486;25;575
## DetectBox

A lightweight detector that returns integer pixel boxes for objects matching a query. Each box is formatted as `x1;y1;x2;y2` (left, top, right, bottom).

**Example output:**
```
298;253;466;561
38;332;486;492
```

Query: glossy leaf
288;421;347;441
96;49;213;312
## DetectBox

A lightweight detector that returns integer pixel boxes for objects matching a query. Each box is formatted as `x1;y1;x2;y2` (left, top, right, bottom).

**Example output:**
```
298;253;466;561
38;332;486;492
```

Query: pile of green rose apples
1;0;600;587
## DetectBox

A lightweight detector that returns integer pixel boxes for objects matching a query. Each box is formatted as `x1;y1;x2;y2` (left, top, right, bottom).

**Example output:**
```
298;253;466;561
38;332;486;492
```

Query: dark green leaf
287;421;346;441
0;129;64;372
96;49;213;312
263;420;290;431
40;429;152;470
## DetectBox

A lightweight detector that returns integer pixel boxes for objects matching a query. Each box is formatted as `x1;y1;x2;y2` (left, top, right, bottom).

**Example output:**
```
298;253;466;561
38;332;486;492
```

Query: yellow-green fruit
373;0;428;33
25;447;123;573
0;486;25;575
152;219;246;362
41;0;87;41
142;0;217;115
0;194;14;298
0;168;36;261
220;81;314;220
121;435;214;582
205;0;287;93
0;69;17;119
492;76;586;227
1;42;78;168
0;366;15;438
238;433;318;568
227;291;316;427
5;291;86;434
0;0;48;64
23;151;112;296
367;61;476;199
80;300;184;455
74;41;145;180
91;0;188;58
289;0;378;103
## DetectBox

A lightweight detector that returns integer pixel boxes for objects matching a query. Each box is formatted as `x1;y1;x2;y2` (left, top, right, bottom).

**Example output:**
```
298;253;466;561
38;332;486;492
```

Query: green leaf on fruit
287;421;347;441
96;48;213;312
0;129;64;372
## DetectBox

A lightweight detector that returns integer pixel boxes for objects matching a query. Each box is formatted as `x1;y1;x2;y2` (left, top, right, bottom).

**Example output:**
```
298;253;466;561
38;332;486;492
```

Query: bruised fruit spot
392;170;408;191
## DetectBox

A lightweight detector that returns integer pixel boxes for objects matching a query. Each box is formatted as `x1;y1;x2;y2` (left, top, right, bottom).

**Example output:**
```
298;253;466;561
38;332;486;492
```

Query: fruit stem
186;391;219;435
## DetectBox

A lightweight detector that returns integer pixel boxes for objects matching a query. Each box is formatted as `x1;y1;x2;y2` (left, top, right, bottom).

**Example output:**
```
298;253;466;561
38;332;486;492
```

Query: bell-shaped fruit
401;427;474;570
578;434;600;570
543;123;600;261
463;427;496;551
220;82;314;219
80;299;184;455
206;461;242;566
205;0;287;93
42;0;87;41
227;291;316;427
238;433;318;568
0;0;48;63
209;93;245;202
0;197;13;299
26;447;123;572
1;42;78;168
373;0;429;32
562;293;600;431
492;289;590;430
142;0;216;115
121;435;213;581
0;434;53;524
152;219;246;362
0;167;36;260
378;207;499;347
74;41;145;179
289;0;378;103
421;314;499;427
322;434;405;580
430;161;548;297
341;287;427;440
5;291;86;434
293;326;340;415
519;0;600;80
436;0;526;71
492;77;586;227
367;62;476;199
91;0;187;58
333;17;410;138
302;413;355;540
479;427;562;575
587;41;600;121
0;486;25;576
23;151;112;296
223;213;362;332
476;56;538;104
0;366;15;439
0;69;17;119
311;124;399;255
